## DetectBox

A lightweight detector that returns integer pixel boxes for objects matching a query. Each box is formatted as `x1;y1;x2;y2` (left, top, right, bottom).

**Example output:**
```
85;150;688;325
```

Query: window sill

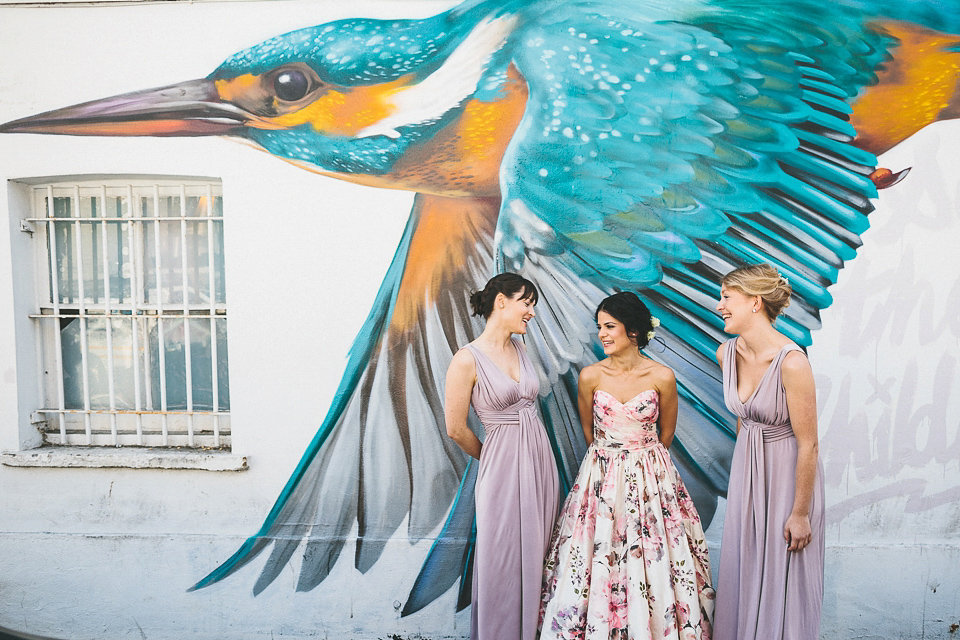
1;447;247;471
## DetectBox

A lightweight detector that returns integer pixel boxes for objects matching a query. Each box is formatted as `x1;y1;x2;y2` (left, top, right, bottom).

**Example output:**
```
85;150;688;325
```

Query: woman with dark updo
445;272;559;640
539;291;715;639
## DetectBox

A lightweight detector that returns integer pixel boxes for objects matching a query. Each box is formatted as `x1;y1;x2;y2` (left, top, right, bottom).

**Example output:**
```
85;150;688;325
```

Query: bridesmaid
444;272;560;640
712;264;825;640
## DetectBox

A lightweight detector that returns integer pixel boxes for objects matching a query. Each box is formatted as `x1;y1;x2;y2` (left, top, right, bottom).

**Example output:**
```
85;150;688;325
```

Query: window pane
214;218;226;304
147;317;186;410
60;317;84;410
216;317;230;411
49;198;78;304
142;217;186;307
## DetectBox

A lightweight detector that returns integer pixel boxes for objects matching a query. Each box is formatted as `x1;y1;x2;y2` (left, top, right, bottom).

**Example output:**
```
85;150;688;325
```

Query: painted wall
0;1;957;639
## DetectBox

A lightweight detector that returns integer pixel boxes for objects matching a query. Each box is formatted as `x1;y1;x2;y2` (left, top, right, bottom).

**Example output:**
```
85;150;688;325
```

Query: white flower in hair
647;316;660;343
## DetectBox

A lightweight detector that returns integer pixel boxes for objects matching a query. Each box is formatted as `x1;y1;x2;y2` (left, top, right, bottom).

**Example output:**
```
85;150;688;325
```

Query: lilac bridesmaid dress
714;338;825;640
465;338;559;640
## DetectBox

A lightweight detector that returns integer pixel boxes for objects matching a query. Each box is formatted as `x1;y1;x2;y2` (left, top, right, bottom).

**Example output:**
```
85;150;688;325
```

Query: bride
539;291;715;639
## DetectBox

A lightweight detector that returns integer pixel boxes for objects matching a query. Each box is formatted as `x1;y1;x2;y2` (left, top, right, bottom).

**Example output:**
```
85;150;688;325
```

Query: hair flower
778;274;789;286
647;316;660;343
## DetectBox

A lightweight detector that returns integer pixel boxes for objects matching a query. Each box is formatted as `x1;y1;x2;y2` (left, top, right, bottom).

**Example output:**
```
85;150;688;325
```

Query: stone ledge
1;447;247;471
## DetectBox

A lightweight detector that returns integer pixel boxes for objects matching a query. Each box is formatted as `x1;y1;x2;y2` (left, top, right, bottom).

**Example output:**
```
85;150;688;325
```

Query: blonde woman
713;264;825;640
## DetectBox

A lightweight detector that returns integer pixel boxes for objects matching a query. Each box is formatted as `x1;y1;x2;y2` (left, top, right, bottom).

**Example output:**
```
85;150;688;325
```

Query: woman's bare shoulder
449;346;477;372
646;359;676;385
579;361;604;385
781;348;812;374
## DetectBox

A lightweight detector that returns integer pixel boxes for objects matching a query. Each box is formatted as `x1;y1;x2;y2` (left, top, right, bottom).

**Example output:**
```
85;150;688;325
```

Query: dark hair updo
469;273;539;319
595;291;655;349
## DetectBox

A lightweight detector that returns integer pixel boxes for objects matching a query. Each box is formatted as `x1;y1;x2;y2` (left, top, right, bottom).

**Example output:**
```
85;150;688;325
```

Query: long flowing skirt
540;443;715;639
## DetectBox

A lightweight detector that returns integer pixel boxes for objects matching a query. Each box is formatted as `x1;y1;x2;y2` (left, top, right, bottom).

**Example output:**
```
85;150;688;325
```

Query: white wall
0;1;957;639
809;122;960;639
0;2;468;639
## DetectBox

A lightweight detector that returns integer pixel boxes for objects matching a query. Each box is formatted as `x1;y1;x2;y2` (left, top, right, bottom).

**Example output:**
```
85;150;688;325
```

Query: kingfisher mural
2;0;959;617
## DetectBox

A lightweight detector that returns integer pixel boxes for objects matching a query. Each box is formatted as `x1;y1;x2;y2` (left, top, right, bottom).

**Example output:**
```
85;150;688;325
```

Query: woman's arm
781;349;819;552
577;366;599;447
445;349;483;460
657;367;678;448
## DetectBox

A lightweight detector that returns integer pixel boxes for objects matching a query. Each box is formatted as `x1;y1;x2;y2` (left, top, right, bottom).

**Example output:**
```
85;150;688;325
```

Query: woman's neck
736;320;786;356
607;347;645;373
476;320;515;351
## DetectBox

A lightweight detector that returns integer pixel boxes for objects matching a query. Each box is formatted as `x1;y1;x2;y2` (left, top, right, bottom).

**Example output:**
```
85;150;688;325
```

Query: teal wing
191;195;498;595
496;0;887;518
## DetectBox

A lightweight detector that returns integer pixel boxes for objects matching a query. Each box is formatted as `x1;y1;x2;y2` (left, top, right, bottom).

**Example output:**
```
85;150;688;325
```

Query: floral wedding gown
539;389;715;639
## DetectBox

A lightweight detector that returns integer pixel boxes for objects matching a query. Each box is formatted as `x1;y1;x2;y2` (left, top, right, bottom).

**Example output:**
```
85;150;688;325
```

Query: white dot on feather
539;168;548;177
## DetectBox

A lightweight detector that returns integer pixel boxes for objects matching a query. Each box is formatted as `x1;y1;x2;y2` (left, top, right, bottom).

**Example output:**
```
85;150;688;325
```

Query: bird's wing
191;194;499;594
494;0;886;517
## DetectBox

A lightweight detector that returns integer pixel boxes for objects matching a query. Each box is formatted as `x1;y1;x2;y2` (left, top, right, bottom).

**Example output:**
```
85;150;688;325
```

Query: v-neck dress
713;338;825;640
539;389;714;639
464;338;559;640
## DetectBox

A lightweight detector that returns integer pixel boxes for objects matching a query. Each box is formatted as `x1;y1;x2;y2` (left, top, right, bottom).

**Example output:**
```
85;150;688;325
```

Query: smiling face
716;286;762;334
496;291;536;334
596;310;637;356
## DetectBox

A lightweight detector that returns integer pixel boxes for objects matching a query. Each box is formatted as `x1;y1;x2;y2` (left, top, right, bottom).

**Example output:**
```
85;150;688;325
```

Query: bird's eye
273;69;311;102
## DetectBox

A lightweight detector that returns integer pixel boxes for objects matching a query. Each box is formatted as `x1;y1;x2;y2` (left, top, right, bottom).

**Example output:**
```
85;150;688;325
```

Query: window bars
26;180;230;448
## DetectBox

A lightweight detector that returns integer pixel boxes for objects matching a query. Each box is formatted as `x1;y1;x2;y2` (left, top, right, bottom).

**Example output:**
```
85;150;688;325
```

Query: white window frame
22;177;231;450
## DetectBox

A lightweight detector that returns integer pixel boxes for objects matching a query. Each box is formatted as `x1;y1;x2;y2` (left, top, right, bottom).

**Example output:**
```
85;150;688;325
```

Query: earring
752;308;757;313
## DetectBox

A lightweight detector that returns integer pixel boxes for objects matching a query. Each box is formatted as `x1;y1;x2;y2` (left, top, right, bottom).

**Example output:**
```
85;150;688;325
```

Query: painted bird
3;0;960;615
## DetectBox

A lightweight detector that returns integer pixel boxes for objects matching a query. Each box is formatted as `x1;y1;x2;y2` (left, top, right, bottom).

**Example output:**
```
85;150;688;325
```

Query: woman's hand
784;512;813;551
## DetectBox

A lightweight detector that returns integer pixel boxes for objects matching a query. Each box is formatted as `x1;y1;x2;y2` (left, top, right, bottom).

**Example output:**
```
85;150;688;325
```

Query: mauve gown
465;338;560;640
714;338;825;640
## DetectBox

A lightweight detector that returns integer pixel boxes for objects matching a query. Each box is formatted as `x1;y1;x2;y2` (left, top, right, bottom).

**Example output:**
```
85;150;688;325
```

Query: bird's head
0;4;520;178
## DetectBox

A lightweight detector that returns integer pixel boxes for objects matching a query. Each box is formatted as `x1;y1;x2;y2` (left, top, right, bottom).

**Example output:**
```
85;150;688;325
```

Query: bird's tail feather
189;208;422;593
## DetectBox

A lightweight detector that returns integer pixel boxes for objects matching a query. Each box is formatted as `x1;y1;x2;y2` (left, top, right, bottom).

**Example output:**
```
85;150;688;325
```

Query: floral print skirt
539;440;715;639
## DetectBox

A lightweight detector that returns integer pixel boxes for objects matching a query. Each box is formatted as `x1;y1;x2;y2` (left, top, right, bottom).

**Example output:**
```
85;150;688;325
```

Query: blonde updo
721;264;792;321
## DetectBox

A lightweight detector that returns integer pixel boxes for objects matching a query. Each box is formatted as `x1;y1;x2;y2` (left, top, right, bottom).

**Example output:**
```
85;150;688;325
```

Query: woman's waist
474;401;538;427
592;432;662;451
740;418;795;442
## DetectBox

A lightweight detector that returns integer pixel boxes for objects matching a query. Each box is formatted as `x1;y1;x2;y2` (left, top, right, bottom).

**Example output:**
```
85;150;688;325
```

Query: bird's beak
0;79;253;137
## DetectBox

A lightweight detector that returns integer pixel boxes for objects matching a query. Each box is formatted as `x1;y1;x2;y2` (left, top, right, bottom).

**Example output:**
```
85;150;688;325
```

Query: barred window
27;179;230;448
